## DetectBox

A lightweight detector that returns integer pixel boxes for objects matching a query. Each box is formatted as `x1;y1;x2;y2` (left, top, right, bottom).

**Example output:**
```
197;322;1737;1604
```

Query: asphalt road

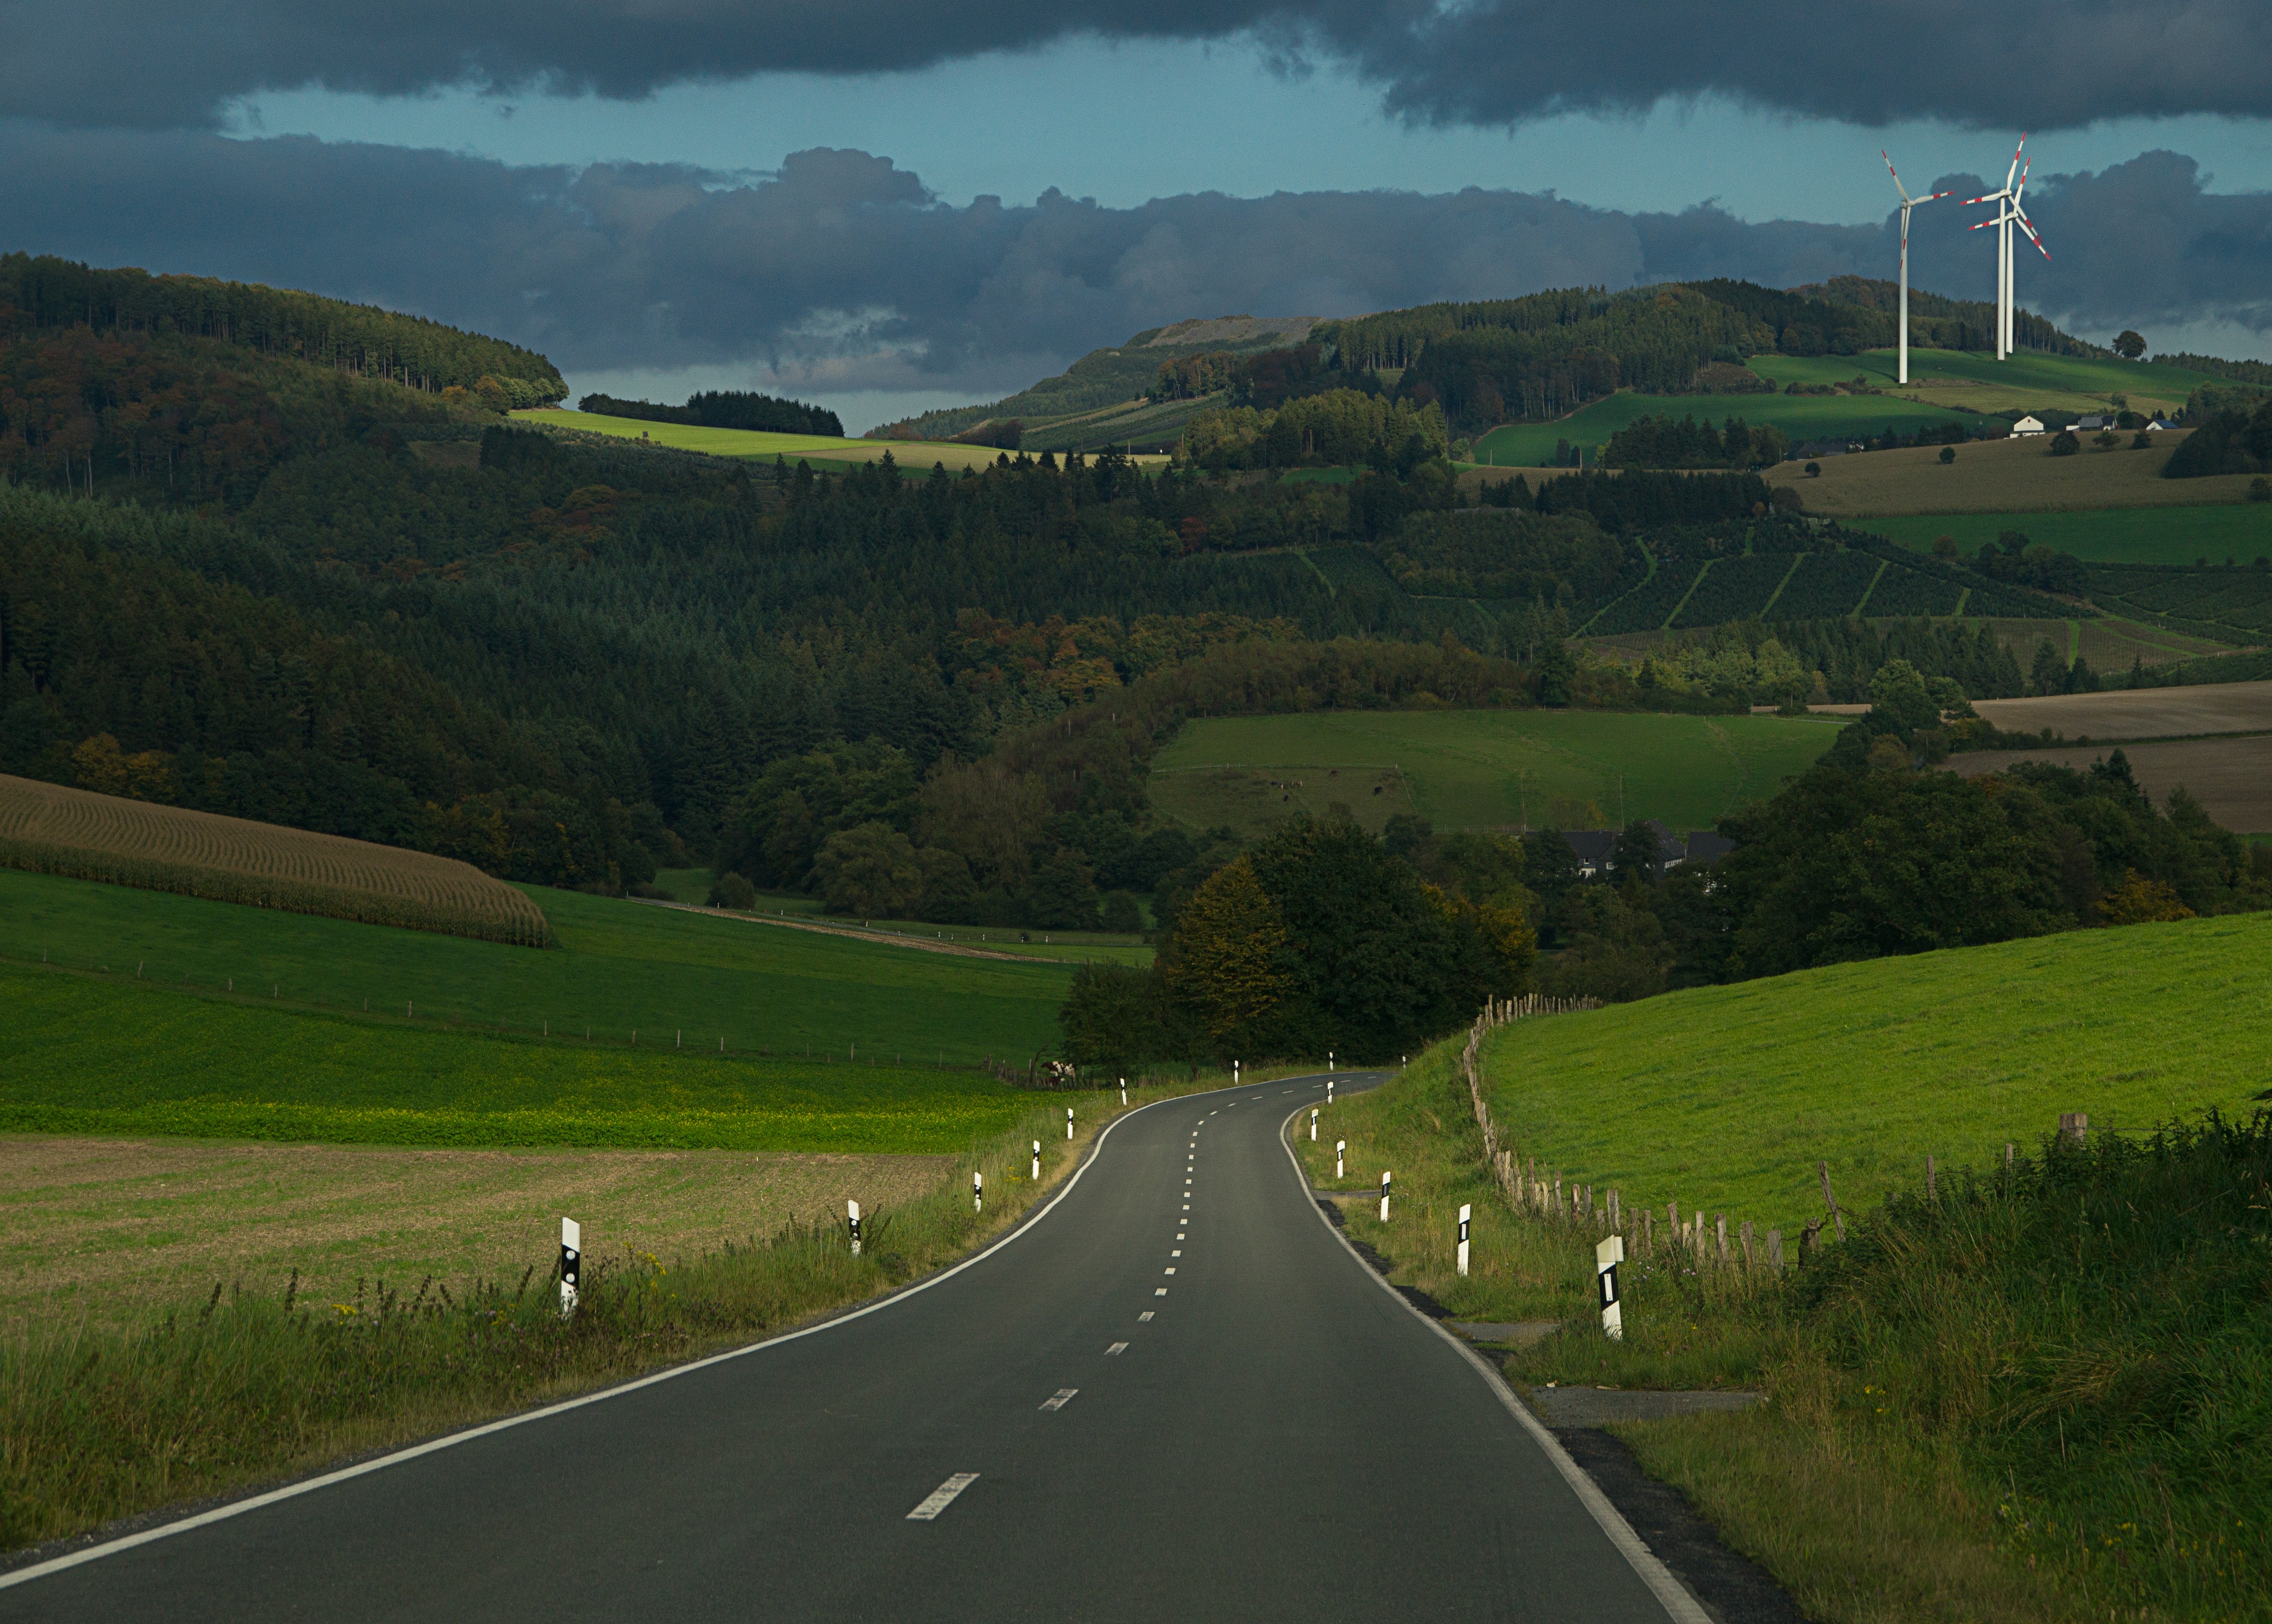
5;1073;1700;1622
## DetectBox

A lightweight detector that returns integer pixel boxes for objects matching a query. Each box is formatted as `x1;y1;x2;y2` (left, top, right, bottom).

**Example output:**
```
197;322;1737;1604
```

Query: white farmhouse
2011;415;2047;435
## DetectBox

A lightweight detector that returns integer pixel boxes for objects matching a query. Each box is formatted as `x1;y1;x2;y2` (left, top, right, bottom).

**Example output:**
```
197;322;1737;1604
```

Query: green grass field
0;869;1074;1063
1147;710;1843;836
1751;348;2210;420
1860;504;2272;567
1470;349;2216;469
1472;389;2011;468
0;960;1032;1152
513;410;1168;472
1476;912;2270;1236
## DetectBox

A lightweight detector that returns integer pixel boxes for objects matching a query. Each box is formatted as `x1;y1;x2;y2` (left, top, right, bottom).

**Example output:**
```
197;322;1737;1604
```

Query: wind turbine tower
1882;152;1950;385
1964;137;2049;359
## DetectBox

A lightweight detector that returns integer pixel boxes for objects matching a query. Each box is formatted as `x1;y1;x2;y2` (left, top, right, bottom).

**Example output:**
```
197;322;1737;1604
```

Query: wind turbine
1963;136;2048;359
1883;151;1950;386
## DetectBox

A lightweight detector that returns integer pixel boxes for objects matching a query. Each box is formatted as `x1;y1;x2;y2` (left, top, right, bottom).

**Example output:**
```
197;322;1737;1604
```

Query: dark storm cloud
5;1;2270;133
1;128;2263;391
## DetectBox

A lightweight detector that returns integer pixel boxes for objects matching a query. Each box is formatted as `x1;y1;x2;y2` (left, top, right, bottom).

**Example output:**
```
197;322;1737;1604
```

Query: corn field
0;775;551;947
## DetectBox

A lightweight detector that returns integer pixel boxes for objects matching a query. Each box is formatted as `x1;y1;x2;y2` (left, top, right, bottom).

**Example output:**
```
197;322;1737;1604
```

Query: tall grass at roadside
0;1078;1248;1550
1294;1040;1773;1385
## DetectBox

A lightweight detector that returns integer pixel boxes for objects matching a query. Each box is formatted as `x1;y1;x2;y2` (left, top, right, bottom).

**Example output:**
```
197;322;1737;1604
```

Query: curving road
3;1073;1702;1621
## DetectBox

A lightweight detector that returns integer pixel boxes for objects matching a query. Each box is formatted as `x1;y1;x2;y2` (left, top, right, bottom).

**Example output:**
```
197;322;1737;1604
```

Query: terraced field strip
0;775;547;946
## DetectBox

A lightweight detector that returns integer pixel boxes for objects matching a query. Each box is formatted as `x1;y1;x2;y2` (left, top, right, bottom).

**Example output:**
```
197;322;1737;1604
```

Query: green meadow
0;870;1073;1064
1148;709;1842;836
0;961;1029;1152
1475;912;2271;1235
1860;504;2272;567
1473;389;2011;468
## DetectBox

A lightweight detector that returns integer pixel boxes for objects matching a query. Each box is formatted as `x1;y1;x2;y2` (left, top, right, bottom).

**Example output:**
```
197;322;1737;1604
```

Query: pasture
0;959;1034;1153
0;869;1075;1066
1749;347;2209;421
0;774;548;946
1471;912;2271;1237
1147;710;1843;837
1862;503;2272;566
1771;431;2264;516
1472;388;2011;468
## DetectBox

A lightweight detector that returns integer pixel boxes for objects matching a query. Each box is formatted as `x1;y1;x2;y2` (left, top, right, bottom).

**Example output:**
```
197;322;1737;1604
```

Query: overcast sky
6;2;2270;427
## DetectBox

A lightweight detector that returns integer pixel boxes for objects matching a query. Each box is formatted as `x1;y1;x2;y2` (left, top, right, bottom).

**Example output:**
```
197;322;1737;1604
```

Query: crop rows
2091;566;2272;636
1857;563;1966;618
0;777;551;947
1763;554;1883;621
1669;554;1802;629
1587;560;1705;634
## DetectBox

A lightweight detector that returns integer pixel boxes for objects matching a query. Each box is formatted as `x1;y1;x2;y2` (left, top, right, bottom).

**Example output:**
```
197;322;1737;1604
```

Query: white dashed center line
1139;1311;1155;1322
1155;1287;1168;1296
907;1474;979;1521
1163;1267;1176;1275
1171;1249;1181;1257
1106;1342;1128;1356
1040;1389;1078;1411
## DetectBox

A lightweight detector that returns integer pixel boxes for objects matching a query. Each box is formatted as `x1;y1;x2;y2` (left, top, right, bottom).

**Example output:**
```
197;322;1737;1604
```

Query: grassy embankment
1751;348;2210;422
1773;430;2263;518
645;870;1156;966
1148;709;1843;839
0;1065;1279;1554
1473;387;2013;469
0;868;1077;1079
1293;913;2271;1622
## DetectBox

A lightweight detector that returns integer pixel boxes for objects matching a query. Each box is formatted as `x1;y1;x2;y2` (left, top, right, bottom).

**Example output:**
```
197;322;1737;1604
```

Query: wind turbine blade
1883;149;1915;203
2016;215;2051;260
1923;190;1954;203
1960;192;2003;207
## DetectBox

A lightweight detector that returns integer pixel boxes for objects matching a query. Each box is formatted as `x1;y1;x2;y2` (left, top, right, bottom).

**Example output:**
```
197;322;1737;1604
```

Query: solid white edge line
0;1074;1322;1593
1277;1105;1712;1624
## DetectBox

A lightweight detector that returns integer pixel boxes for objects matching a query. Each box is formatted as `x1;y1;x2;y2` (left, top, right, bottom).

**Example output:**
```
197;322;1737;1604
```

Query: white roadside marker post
1310;1107;1319;1142
1597;1232;1626;1340
1233;1060;1240;1086
1379;1170;1392;1223
559;1217;580;1318
973;1170;983;1214
1327;1076;1334;1106
1031;1140;1041;1180
848;1200;862;1256
1120;1077;1127;1105
1066;1107;1074;1141
1328;1050;1333;1074
1457;1203;1472;1277
1336;1139;1346;1179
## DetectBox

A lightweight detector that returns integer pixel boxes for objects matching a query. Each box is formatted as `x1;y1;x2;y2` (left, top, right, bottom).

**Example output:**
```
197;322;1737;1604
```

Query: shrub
1938;445;1956;464
2048;430;2080;456
708;871;757;910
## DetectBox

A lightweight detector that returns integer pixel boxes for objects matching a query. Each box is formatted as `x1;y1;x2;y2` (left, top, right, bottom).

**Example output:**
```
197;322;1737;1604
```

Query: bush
708;871;756;910
1099;889;1143;934
2048;430;2080;456
1938;445;1956;464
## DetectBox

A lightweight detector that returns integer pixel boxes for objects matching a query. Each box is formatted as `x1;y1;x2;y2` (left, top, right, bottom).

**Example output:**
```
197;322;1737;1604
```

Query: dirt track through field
1948;735;2272;831
0;1138;952;1331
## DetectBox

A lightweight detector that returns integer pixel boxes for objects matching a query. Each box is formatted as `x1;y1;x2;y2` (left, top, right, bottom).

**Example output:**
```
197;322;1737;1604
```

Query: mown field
0;869;1074;1064
1775;431;2264;516
0;774;549;946
0;1137;954;1331
1147;709;1843;836
1472;912;2269;1237
1950;735;2272;832
1472;388;2011;468
0;959;1035;1152
1863;503;2272;566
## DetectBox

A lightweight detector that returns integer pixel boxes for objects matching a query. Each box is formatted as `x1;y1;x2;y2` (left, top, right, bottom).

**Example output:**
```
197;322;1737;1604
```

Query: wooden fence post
1739;1218;1754;1271
1817;1162;1846;1242
2058;1112;2088;1147
1715;1214;1728;1265
1766;1228;1782;1272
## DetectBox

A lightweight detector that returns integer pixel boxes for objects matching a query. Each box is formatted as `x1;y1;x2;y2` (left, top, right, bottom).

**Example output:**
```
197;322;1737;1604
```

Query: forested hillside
1;254;564;400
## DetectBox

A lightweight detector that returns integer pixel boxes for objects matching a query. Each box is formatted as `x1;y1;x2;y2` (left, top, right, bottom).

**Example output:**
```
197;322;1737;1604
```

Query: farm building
2012;415;2047;435
1557;821;1730;880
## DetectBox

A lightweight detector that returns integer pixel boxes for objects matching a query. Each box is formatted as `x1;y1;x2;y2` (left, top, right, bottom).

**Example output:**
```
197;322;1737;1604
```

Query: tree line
0;253;564;396
576;390;844;437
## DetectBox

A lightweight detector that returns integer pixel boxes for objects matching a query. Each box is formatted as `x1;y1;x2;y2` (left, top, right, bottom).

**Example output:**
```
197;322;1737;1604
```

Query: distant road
4;1074;1699;1622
